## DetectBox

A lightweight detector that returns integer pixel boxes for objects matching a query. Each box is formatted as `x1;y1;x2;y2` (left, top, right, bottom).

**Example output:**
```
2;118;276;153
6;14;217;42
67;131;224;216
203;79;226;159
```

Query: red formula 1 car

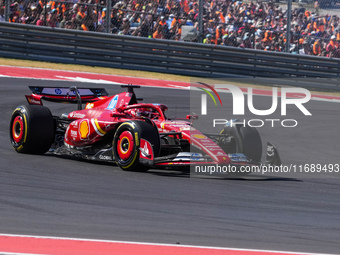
10;85;281;172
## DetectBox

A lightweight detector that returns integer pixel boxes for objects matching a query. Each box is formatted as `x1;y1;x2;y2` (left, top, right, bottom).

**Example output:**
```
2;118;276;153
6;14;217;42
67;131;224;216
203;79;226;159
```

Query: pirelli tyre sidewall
113;120;160;172
9;105;55;154
221;124;262;163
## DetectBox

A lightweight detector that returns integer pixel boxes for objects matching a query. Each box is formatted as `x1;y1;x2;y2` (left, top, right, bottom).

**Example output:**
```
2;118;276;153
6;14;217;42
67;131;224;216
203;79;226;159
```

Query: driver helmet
135;107;155;118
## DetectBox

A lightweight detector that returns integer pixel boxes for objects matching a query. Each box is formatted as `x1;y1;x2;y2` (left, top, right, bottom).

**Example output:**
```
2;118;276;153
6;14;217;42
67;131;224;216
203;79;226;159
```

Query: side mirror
186;115;198;120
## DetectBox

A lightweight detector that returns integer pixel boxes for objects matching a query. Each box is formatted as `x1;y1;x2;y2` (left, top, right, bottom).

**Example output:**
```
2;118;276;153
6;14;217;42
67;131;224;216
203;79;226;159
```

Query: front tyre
220;124;262;162
9;105;55;154
113;120;160;171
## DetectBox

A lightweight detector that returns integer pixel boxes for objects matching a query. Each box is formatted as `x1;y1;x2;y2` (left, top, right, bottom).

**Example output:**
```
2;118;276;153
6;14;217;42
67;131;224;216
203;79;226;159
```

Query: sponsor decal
140;139;153;160
86;103;94;109
70;130;78;137
192;134;207;139
205;147;224;152
27;98;41;105
22;114;27;143
190;153;201;161
228;153;249;162
99;155;112;160
199;139;212;143
25;95;42;105
205;145;221;148
79;120;90;139
172;124;189;127
160;122;188;129
69;112;86;119
134;132;139;146
55;88;62;95
107;95;119;110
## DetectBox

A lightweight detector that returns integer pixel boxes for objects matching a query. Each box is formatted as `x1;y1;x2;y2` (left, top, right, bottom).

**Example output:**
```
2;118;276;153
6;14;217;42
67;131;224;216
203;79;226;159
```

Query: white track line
0;233;336;255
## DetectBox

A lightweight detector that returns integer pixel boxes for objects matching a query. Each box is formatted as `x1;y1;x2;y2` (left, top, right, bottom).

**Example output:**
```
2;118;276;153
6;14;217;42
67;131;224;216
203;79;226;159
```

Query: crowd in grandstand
1;0;340;57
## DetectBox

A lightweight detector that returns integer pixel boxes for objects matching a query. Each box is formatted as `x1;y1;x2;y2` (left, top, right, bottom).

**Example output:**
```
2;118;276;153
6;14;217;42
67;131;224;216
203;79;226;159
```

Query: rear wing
26;86;109;109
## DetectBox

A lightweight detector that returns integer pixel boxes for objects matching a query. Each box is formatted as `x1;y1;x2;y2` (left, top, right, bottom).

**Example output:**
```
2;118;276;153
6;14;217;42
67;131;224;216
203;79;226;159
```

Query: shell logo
80;120;89;139
192;134;206;139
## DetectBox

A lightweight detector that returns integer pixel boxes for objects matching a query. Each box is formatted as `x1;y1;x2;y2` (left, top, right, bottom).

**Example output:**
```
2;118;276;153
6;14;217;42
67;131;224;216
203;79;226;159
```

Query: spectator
75;5;86;29
203;34;213;44
313;39;322;56
153;25;164;39
119;18;131;35
215;25;225;43
0;6;5;22
9;2;20;23
60;10;72;29
24;5;39;25
36;14;45;26
299;41;313;55
47;9;58;28
5;0;340;58
326;35;337;56
239;34;252;49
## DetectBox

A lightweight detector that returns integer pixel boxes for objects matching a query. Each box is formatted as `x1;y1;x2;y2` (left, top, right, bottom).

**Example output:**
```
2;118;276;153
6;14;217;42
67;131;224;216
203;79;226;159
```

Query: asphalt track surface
0;77;340;254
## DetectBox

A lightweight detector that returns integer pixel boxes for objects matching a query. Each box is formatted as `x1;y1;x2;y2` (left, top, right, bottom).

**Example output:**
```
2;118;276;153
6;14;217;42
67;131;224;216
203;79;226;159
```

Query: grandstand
1;0;340;57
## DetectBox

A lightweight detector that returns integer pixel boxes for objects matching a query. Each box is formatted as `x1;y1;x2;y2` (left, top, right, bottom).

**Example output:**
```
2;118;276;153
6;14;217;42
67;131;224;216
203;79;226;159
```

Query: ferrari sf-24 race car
10;85;281;172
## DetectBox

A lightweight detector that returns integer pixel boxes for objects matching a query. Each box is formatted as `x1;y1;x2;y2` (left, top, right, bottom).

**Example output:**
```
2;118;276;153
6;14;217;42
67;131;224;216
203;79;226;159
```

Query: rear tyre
9;105;55;154
113;120;160;171
220;124;262;162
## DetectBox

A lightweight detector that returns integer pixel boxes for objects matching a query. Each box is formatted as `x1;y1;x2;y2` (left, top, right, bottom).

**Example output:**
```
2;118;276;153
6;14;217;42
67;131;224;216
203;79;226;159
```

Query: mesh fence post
285;0;292;53
5;0;10;22
198;0;203;43
105;0;111;33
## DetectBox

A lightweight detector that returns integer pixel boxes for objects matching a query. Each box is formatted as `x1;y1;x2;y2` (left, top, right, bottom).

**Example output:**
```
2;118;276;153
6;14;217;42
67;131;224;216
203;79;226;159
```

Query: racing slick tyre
113;120;160;172
10;105;55;154
220;124;262;163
